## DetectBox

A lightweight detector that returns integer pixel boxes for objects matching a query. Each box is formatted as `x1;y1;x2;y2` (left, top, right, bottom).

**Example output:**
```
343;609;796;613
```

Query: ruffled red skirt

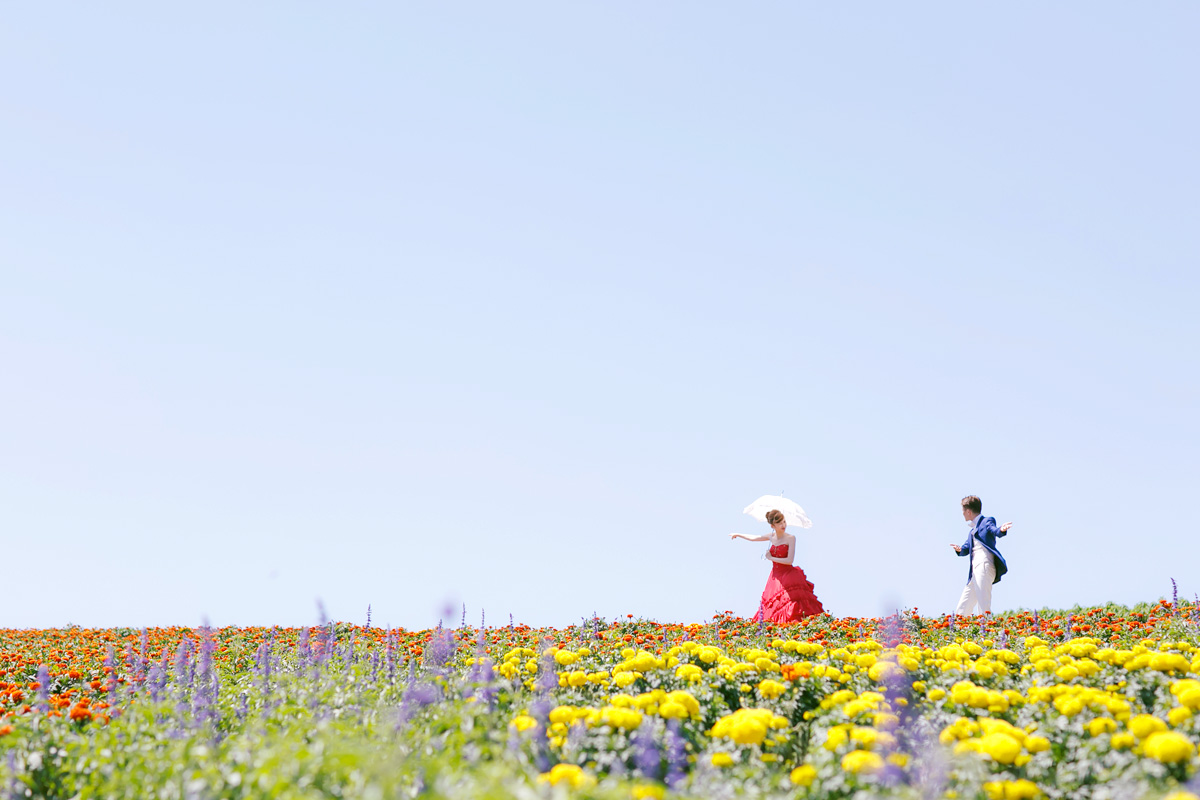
754;563;824;623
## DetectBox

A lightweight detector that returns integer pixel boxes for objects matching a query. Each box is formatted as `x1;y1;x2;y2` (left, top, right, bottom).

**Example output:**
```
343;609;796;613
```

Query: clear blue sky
2;3;1197;630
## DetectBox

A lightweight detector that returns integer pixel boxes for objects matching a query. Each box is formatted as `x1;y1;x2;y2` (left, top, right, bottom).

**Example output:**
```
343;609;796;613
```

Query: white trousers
955;547;996;615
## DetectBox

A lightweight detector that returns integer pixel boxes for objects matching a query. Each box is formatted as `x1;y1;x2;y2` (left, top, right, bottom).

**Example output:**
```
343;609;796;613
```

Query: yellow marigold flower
1129;714;1167;739
710;708;777;746
596;706;642;731
1150;653;1191;673
912;681;927;693
824;726;850;750
1053;696;1084;717
1168;706;1193;726
761;753;778;762
711;752;735;767
790;764;817;786
631;785;665;800
874;712;900;731
664;691;700;716
510;715;537;733
841;750;884;774
549;705;577;725
1143;731;1196;764
980;732;1023;764
927;688;947;702
675;664;703;682
1111;732;1136;750
554;650;578;667
1055;665;1079;681
887;753;909;768
538;764;595;789
1163;793;1200;800
1087;718;1117;737
658;701;688;720
758;679;787;699
1178;687;1200;710
614;672;639;688
984;779;1042;800
1005;780;1040;798
868;661;904;682
1024;735;1050;753
954;739;983;755
1170;679;1200;694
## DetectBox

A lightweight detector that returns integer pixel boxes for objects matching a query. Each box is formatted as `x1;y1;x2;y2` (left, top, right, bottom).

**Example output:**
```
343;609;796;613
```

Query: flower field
2;601;1200;799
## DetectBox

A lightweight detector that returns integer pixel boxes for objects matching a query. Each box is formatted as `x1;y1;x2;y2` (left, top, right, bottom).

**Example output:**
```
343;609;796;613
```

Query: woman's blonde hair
765;509;786;526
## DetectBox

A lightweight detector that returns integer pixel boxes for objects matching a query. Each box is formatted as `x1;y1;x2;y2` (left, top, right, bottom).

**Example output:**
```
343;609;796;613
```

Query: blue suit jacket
957;515;1008;584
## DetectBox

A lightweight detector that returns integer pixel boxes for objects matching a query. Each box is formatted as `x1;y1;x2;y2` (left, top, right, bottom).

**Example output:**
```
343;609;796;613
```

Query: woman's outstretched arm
729;533;770;542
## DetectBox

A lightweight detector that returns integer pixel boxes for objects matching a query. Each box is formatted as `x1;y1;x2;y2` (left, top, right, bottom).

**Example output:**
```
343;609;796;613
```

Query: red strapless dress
753;543;824;622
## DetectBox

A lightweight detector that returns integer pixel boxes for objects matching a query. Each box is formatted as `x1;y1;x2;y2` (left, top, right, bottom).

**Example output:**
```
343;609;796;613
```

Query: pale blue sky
2;4;1197;630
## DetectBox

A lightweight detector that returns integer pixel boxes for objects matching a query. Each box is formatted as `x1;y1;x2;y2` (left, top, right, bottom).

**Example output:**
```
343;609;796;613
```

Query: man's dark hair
961;495;982;514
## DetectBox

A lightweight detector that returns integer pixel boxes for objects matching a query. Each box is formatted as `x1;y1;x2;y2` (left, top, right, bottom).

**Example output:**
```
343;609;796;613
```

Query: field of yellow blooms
1;601;1199;799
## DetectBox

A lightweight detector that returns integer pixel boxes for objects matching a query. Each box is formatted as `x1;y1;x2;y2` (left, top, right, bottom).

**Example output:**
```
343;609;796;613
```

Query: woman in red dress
730;508;824;622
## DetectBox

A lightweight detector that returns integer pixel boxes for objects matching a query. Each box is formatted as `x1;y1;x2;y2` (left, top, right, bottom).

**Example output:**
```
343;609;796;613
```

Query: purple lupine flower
35;665;51;712
509;613;514;632
255;642;271;686
321;621;337;667
1033;609;1039;630
913;729;949;800
6;751;20;800
633;724;661;779
467;628;497;705
124;642;136;686
296;628;310;669
665;719;687;788
536;642;557;693
104;645;119;697
384;629;396;684
147;664;166;703
880;611;902;649
948;614;955;634
426;621;456;672
174;638;192;690
1171;578;1179;613
461;603;467;628
366;604;372;629
137;629;149;683
192;627;218;727
396;682;441;728
997;628;1008;650
317;599;329;627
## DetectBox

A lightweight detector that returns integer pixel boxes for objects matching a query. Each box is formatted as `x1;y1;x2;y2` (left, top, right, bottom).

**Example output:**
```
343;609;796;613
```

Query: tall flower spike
633;723;662;780
35;665;50;713
665;719;687;788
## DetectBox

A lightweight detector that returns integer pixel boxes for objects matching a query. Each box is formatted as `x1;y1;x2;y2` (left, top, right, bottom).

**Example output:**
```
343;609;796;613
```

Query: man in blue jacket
951;495;1013;615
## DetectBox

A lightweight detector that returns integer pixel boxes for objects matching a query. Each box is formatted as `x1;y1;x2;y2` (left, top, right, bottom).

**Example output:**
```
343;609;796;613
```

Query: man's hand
951;544;962;554
999;522;1013;533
